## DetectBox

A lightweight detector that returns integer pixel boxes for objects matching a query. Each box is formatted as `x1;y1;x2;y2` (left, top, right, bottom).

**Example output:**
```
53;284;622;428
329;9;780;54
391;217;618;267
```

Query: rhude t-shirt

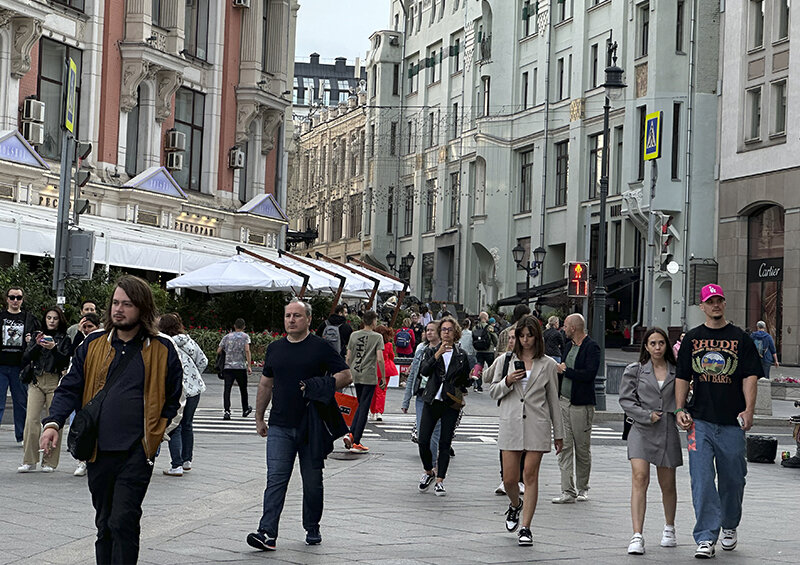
676;323;763;426
262;334;349;428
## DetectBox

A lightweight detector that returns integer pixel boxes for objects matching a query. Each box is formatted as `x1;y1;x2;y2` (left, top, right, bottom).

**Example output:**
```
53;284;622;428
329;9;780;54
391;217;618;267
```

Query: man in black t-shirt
0;286;39;444
675;284;761;559
248;299;351;553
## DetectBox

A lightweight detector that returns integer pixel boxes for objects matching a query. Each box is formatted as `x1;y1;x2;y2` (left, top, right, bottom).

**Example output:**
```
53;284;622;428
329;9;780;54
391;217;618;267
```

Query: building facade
717;0;796;363
335;0;720;333
291;53;367;117
0;0;297;275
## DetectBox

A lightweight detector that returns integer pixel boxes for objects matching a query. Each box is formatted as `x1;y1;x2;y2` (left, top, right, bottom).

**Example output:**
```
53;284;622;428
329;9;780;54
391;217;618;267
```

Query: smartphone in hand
514;360;525;371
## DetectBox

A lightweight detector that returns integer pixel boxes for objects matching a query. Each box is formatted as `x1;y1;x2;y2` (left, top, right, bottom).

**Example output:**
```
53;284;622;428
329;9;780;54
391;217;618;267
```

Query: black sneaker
418;472;435;491
305;527;322;546
518;527;533;546
246;532;276;551
782;455;800;468
449;447;456;457
243;406;253;418
223;411;231;421
505;500;523;532
434;482;446;496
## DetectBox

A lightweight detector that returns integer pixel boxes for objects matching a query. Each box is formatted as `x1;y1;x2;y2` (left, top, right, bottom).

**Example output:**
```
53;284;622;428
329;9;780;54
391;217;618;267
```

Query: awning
0;200;277;275
496;279;568;307
345;261;407;293
166;254;306;293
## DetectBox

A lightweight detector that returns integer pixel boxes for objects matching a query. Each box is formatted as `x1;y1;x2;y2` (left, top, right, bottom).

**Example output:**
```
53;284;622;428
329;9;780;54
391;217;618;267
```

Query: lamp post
386;250;415;281
592;40;626;411
512;244;547;304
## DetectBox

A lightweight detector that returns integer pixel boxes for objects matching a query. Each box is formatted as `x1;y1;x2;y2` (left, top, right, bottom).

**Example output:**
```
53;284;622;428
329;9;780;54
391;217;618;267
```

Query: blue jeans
415;396;440;463
0;365;27;442
168;394;201;468
761;360;772;380
688;419;747;544
258;425;323;538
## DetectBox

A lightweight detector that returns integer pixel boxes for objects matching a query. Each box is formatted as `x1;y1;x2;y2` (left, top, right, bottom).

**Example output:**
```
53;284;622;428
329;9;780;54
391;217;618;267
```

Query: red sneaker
350;443;370;453
342;433;353;449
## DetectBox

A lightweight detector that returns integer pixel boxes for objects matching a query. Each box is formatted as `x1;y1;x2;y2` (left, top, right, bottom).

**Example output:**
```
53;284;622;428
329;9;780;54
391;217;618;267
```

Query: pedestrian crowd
0;279;777;563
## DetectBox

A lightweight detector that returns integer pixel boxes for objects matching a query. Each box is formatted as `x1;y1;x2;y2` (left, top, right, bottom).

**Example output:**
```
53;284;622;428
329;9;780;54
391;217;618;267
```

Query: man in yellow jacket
41;275;182;565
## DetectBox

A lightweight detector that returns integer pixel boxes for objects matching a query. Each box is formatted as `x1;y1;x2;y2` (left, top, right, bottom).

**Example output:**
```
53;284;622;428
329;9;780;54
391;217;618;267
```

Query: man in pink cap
674;284;762;559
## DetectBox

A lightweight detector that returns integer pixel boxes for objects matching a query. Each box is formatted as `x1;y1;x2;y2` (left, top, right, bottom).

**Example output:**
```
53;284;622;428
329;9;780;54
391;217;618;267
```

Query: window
331;200;343;242
359;129;365;171
428;111;436;147
417;2;422;32
320;147;327;182
319;79;331;106
590;43;599;88
152;0;161;26
408;58;419;93
749;0;764;49
472;158;486;216
390;122;398;155
350;135;358;177
522;1;531;38
292;77;300;104
676;0;685;52
532;68;538;105
404;185;414;236
371;68;378;97
387;186;394;234
430;0;436;24
771;80;787;135
638;2;650;57
671;103;681;179
303;77;315;105
449;172;460;227
424;179;437;232
451;102;459;139
173;88;205;191
451;37;461;72
393;63;400;95
125;87;141;177
53;0;85;10
556;0;572;23
776;0;790;41
588;133;603;200
522;71;529;110
370;124;376;157
349;194;362;238
613;126;624;194
427;45;440;84
638;106;646;179
237;141;250;203
407;119;415;153
555;141;569;207
364;187;372;235
519;149;533;212
185;0;209;60
408;5;415;34
338;80;350;103
557;57;565;100
262;1;270;68
38;39;82;160
482;76;491;116
746;87;762;140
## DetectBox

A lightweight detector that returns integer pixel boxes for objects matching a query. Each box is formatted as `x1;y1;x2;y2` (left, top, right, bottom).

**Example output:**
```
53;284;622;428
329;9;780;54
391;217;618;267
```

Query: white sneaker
518;482;526;495
17;440;23;447
576;489;589;501
495;481;506;495
74;462;87;476
376;414;383;421
17;464;35;473
182;461;192;471
40;465;55;473
694;541;715;558
163;466;183;476
661;525;677;547
627;533;645;555
369;413;376;421
720;528;737;551
551;492;576;504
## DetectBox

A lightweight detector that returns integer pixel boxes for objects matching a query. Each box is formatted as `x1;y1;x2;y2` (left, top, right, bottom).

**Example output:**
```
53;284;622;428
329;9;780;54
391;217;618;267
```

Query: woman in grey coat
619;327;682;556
489;315;563;546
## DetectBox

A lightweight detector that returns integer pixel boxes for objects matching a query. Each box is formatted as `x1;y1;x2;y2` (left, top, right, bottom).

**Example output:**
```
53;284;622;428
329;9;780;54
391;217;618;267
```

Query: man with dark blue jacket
552;313;600;504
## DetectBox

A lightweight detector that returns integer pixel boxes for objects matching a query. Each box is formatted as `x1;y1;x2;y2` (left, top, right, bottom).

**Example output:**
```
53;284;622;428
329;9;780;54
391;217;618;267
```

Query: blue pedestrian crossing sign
644;111;662;161
65;58;77;134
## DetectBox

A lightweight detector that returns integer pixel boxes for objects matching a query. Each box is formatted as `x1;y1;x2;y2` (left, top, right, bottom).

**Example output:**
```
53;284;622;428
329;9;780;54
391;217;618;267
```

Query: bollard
595;374;607;411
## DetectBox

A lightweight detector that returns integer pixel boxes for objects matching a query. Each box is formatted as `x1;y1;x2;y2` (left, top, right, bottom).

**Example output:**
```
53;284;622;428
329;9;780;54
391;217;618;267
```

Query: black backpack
472;325;491;350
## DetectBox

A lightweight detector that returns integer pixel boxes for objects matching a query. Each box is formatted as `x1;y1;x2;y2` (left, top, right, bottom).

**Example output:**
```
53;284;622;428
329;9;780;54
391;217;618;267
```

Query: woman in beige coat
618;327;682;555
489;315;563;546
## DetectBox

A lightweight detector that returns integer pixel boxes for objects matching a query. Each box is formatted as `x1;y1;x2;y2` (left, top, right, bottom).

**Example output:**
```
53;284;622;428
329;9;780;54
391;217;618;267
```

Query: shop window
747;205;784;354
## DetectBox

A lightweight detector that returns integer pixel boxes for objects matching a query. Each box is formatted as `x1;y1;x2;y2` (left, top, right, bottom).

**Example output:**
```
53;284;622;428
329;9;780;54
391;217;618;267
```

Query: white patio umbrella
166;254;307;294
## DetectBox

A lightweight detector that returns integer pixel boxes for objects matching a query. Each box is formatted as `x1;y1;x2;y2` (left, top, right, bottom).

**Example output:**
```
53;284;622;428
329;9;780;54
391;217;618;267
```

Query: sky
295;0;389;63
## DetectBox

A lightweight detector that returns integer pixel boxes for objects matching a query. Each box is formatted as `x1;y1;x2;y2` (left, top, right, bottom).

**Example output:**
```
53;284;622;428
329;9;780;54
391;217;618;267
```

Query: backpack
472;324;491;351
753;336;766;359
396;328;412;349
321;321;342;353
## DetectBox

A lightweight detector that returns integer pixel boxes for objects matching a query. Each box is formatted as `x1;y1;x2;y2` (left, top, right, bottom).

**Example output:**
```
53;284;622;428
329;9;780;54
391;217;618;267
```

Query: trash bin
605;362;628;395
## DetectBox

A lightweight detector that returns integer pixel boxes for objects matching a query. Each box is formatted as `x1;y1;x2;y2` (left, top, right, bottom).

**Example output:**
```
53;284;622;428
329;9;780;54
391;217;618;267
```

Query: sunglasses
7;295;23;300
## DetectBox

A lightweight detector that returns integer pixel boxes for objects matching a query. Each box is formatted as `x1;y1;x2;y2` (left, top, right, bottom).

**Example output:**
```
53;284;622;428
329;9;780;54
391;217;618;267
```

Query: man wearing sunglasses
0;287;40;445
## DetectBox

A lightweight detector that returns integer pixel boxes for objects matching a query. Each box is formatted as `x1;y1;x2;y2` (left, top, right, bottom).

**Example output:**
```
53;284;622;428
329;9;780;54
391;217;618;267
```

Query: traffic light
568;261;589;297
74;141;92;188
659;214;674;270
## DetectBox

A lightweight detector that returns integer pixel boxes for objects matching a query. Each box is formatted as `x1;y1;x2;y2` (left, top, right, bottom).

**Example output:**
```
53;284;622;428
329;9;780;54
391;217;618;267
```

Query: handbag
622;415;634;440
67;348;135;461
215;349;226;380
335;384;359;427
19;362;37;385
441;381;465;411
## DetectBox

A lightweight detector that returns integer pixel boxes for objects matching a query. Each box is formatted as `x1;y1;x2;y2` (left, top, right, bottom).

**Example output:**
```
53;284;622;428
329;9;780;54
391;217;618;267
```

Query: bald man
552;314;600;504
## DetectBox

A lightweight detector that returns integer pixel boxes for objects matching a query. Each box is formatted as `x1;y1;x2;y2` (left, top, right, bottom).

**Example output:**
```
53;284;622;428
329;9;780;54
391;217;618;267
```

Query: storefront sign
748;257;783;283
174;219;216;237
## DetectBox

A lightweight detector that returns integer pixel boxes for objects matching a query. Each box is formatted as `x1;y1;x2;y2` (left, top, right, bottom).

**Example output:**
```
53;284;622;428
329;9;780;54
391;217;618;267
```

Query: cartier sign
748;257;783;283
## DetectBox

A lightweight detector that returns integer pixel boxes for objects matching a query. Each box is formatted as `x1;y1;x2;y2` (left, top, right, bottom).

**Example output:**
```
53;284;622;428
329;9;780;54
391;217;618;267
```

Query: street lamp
592;39;626;411
386;250;415;281
512;244;547;304
385;250;397;270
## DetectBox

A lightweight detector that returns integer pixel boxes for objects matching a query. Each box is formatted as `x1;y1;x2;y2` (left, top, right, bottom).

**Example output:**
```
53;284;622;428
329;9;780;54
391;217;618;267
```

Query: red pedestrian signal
568;262;589;297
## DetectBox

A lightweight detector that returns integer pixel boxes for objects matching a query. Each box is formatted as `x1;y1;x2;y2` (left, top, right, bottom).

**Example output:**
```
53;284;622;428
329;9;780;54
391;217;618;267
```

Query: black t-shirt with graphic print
676;323;763;426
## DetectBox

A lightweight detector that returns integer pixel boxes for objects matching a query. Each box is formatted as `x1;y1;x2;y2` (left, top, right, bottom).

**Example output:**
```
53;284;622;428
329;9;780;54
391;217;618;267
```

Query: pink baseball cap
700;284;725;303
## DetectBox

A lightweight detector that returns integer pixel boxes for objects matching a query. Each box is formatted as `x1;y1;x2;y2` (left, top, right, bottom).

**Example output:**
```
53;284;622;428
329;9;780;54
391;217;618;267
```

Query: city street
2;356;798;565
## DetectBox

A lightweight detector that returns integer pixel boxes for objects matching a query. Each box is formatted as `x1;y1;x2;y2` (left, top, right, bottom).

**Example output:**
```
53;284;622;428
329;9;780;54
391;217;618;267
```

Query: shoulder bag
621;363;642;441
67;349;136;461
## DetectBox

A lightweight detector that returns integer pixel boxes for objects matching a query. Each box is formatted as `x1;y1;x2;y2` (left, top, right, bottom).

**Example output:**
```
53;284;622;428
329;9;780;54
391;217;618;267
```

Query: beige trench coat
488;354;564;452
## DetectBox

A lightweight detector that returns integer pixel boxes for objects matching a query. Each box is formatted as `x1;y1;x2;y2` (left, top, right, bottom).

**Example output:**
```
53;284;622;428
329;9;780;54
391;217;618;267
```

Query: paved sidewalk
1;386;798;564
